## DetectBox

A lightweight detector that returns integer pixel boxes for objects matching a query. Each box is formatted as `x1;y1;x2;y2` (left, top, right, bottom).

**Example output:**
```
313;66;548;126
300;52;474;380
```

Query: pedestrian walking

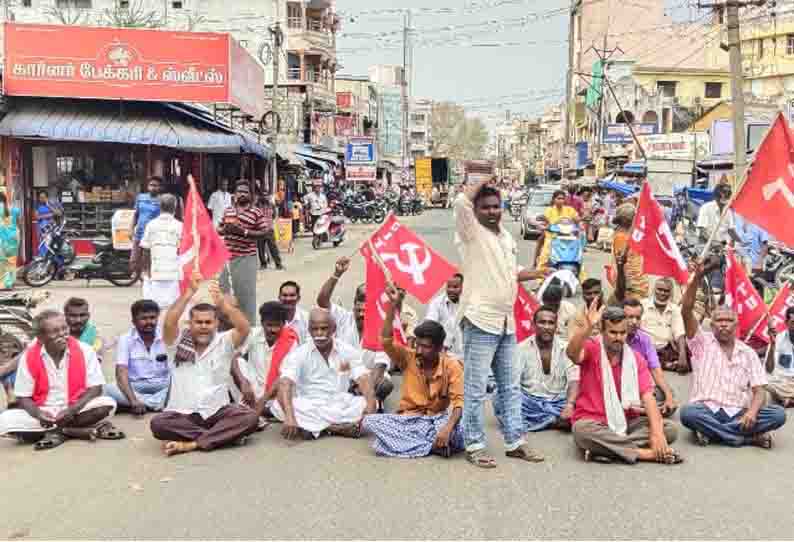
140;194;183;311
219;181;267;325
208;178;232;229
130;177;162;273
304;181;328;231
257;194;284;271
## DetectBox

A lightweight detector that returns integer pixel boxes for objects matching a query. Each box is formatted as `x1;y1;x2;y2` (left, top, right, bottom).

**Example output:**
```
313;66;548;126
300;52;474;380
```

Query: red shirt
572;338;653;426
221;206;266;258
567;194;584;216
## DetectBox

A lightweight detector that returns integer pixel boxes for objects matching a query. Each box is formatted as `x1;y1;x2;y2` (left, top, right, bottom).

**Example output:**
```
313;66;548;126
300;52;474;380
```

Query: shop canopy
294;144;341;167
598;179;639;196
0;97;271;158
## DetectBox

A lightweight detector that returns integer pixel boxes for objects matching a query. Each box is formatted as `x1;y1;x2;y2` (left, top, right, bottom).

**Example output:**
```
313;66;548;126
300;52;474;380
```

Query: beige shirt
454;193;519;334
556;300;577;340
641;299;685;349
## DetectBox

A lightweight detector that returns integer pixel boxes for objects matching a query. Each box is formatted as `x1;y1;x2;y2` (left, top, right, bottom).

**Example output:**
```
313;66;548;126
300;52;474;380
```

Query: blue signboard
602;123;658;144
576;141;588;169
345;137;375;164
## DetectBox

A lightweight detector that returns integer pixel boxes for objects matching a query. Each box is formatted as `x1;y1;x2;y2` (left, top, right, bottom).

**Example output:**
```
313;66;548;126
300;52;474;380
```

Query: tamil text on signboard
346;165;377;181
3;23;266;119
637;132;710;160
345;137;375;164
602;123;658;145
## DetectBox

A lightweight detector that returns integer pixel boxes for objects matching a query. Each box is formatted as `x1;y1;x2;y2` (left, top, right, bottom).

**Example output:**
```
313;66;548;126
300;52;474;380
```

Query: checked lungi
362;412;464;458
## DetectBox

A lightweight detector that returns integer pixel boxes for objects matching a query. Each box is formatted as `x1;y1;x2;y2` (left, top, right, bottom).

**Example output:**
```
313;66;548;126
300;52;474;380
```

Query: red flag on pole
178;175;231;293
756;283;794;343
514;284;541;343
732;113;794;247
360;244;407;352
365;214;458;304
723;249;767;341
629;183;689;285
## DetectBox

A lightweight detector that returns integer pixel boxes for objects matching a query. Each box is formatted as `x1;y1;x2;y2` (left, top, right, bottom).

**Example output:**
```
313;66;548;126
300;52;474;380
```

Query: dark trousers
680;402;786;446
150;404;259;451
257;230;282;268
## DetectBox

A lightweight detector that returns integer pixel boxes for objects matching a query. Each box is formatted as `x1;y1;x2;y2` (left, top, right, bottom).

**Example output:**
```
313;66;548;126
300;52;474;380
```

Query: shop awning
294;144;341;167
0;97;271;158
301;155;330;172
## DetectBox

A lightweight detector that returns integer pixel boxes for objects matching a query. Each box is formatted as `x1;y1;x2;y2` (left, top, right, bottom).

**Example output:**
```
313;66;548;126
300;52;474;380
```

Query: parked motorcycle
510;195;527;221
411;195;424;215
312;208;346;249
765;241;794;289
0;289;50;348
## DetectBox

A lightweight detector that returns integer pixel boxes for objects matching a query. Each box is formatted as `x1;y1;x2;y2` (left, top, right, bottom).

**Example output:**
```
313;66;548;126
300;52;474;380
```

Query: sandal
94;421;126;440
33;431;67;451
62;427;97;441
751;432;773;449
466;449;497;469
660;449;685;465
695;431;710;447
584;449;613;464
506;444;545;463
325;422;362;439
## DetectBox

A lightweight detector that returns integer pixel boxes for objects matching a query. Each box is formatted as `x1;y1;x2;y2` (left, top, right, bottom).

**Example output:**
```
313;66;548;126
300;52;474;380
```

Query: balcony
285;8;335;56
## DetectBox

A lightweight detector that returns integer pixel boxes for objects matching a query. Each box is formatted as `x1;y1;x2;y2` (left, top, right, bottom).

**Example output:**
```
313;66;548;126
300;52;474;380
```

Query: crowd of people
0;175;789;471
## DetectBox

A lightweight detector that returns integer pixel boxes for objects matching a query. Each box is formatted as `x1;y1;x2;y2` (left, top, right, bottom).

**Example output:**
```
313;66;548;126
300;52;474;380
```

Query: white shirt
208;190;232;228
140;213;183;281
556;300;577;340
697;201;734;243
454;193;519;334
425;293;462;356
305;192;328;216
286;307;310;345
330;304;390;371
280;339;368;401
516;336;579;399
773;331;794;379
166;331;236;419
15;340;105;410
238;326;299;399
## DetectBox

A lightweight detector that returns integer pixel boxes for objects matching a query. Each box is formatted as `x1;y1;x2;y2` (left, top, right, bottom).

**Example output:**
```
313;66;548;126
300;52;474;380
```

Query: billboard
379;88;402;157
336;116;354;137
3;23;266;119
346;165;377;181
602;123;658;144
345;137;375;163
637;132;710;160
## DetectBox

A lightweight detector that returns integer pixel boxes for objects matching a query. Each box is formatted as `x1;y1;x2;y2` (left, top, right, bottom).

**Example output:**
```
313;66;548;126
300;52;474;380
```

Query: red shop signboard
3;23;265;119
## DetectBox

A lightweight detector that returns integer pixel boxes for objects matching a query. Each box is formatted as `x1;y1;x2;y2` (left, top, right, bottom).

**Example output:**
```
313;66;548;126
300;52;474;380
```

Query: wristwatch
244;229;249;237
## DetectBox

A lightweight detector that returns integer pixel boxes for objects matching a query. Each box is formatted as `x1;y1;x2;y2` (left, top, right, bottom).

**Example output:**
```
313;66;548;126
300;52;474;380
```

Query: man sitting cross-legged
362;286;464;458
567;302;682;465
679;260;786;449
0;310;123;450
272;308;377;440
766;307;794;408
231;301;299;419
149;273;258;456
495;306;579;432
104;299;171;414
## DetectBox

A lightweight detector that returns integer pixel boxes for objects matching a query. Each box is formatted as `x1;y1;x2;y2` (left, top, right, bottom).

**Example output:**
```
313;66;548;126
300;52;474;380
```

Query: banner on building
380;88;402;157
3;23;266;119
335;116;354;137
346;165;377;181
336;91;353;110
602;123;658;145
637;132;710;160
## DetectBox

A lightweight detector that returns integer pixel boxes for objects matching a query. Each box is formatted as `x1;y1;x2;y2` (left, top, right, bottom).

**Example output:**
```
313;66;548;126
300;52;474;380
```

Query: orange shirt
382;337;463;416
612;229;649;300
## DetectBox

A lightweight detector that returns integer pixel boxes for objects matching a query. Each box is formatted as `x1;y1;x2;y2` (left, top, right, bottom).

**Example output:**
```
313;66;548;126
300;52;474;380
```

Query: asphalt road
3;209;793;539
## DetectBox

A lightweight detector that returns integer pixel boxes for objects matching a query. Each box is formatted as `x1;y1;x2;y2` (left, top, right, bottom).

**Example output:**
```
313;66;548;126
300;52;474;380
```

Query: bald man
271;308;377;440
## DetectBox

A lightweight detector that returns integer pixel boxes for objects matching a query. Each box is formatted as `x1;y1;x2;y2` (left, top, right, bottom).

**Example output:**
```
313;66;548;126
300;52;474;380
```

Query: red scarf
264;327;299;393
27;337;87;407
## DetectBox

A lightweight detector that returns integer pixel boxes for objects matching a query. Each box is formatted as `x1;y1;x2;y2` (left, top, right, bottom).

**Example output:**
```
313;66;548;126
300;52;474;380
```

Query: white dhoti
0;396;117;435
142;278;180;311
270;393;366;437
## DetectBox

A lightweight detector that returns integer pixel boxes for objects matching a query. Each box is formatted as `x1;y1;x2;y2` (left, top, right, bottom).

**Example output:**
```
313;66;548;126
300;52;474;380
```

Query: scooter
312;208;346;249
66;238;141;287
548;218;585;294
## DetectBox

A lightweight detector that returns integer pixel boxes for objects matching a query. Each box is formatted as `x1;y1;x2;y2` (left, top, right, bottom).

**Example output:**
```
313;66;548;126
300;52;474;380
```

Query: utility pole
565;0;580;147
698;1;766;189
270;12;284;194
401;10;412;181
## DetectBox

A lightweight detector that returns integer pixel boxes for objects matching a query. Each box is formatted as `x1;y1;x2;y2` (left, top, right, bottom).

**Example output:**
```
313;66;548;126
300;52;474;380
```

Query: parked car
520;188;555;240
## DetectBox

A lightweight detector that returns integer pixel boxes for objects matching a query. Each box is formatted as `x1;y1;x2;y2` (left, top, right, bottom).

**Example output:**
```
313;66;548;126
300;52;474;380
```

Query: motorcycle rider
304;181;328;231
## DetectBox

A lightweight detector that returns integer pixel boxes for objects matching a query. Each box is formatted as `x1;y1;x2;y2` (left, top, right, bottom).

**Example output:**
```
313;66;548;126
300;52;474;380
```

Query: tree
430;101;489;160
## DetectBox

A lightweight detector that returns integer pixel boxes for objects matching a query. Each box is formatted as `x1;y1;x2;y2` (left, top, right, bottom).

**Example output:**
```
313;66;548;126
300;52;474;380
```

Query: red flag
360;245;406;352
723;249;767;340
178;176;231;293
756;283;794;343
732;113;794;247
629;183;689;285
514;284;540;343
366;214;458;303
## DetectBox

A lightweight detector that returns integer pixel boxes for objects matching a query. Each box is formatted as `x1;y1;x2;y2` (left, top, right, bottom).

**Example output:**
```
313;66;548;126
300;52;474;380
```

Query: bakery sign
3;23;265;119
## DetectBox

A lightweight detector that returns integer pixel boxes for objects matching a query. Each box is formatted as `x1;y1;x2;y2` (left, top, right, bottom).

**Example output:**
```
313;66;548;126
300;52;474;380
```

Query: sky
335;0;695;127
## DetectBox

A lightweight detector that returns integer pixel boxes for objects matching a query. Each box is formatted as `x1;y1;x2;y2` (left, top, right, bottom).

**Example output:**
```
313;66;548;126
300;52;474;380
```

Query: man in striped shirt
679;260;786;449
219;181;267;325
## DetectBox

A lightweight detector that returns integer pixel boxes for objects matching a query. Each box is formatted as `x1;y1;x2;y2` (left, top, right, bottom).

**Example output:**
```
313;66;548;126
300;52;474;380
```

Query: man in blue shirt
130;177;162;273
34;190;59;236
735;214;770;276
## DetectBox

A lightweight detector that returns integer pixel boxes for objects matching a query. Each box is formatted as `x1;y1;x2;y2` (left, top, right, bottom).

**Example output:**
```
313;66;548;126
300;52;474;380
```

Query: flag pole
188;174;200;275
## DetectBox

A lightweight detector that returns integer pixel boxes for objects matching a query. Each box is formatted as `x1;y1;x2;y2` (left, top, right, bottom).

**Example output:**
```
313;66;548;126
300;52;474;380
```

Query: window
657;81;677;98
758;38;764;59
56;0;91;7
21;0;32;6
118;0;129;7
171;1;183;8
788;34;794;56
705;82;723;98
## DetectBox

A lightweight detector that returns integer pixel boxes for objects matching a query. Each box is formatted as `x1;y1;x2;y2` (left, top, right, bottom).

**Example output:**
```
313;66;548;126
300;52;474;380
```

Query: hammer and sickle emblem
762;164;794;207
655;223;688;271
379;243;432;285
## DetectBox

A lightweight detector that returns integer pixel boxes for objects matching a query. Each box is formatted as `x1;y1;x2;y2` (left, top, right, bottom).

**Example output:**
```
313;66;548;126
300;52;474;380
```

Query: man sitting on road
766;307;794;407
278;281;309;344
273;308;377;440
363;286;464;458
567;302;681;465
231;301;299;419
622;299;678;418
679;261;786;449
568;278;605;338
424;273;464;359
496;306;579;432
64;297;103;360
541;283;577;340
0;310;123;450
641;278;688;373
104;300;170;414
149;273;258;457
317;256;393;409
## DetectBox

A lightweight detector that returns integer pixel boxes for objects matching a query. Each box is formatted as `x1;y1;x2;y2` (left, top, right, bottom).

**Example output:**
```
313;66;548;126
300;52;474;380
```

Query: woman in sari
0;192;20;290
535;189;580;270
611;203;649;300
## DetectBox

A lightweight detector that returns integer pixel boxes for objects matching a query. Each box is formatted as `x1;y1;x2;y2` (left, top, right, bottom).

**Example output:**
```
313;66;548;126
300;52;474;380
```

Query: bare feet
162;441;198;456
750;432;773;449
